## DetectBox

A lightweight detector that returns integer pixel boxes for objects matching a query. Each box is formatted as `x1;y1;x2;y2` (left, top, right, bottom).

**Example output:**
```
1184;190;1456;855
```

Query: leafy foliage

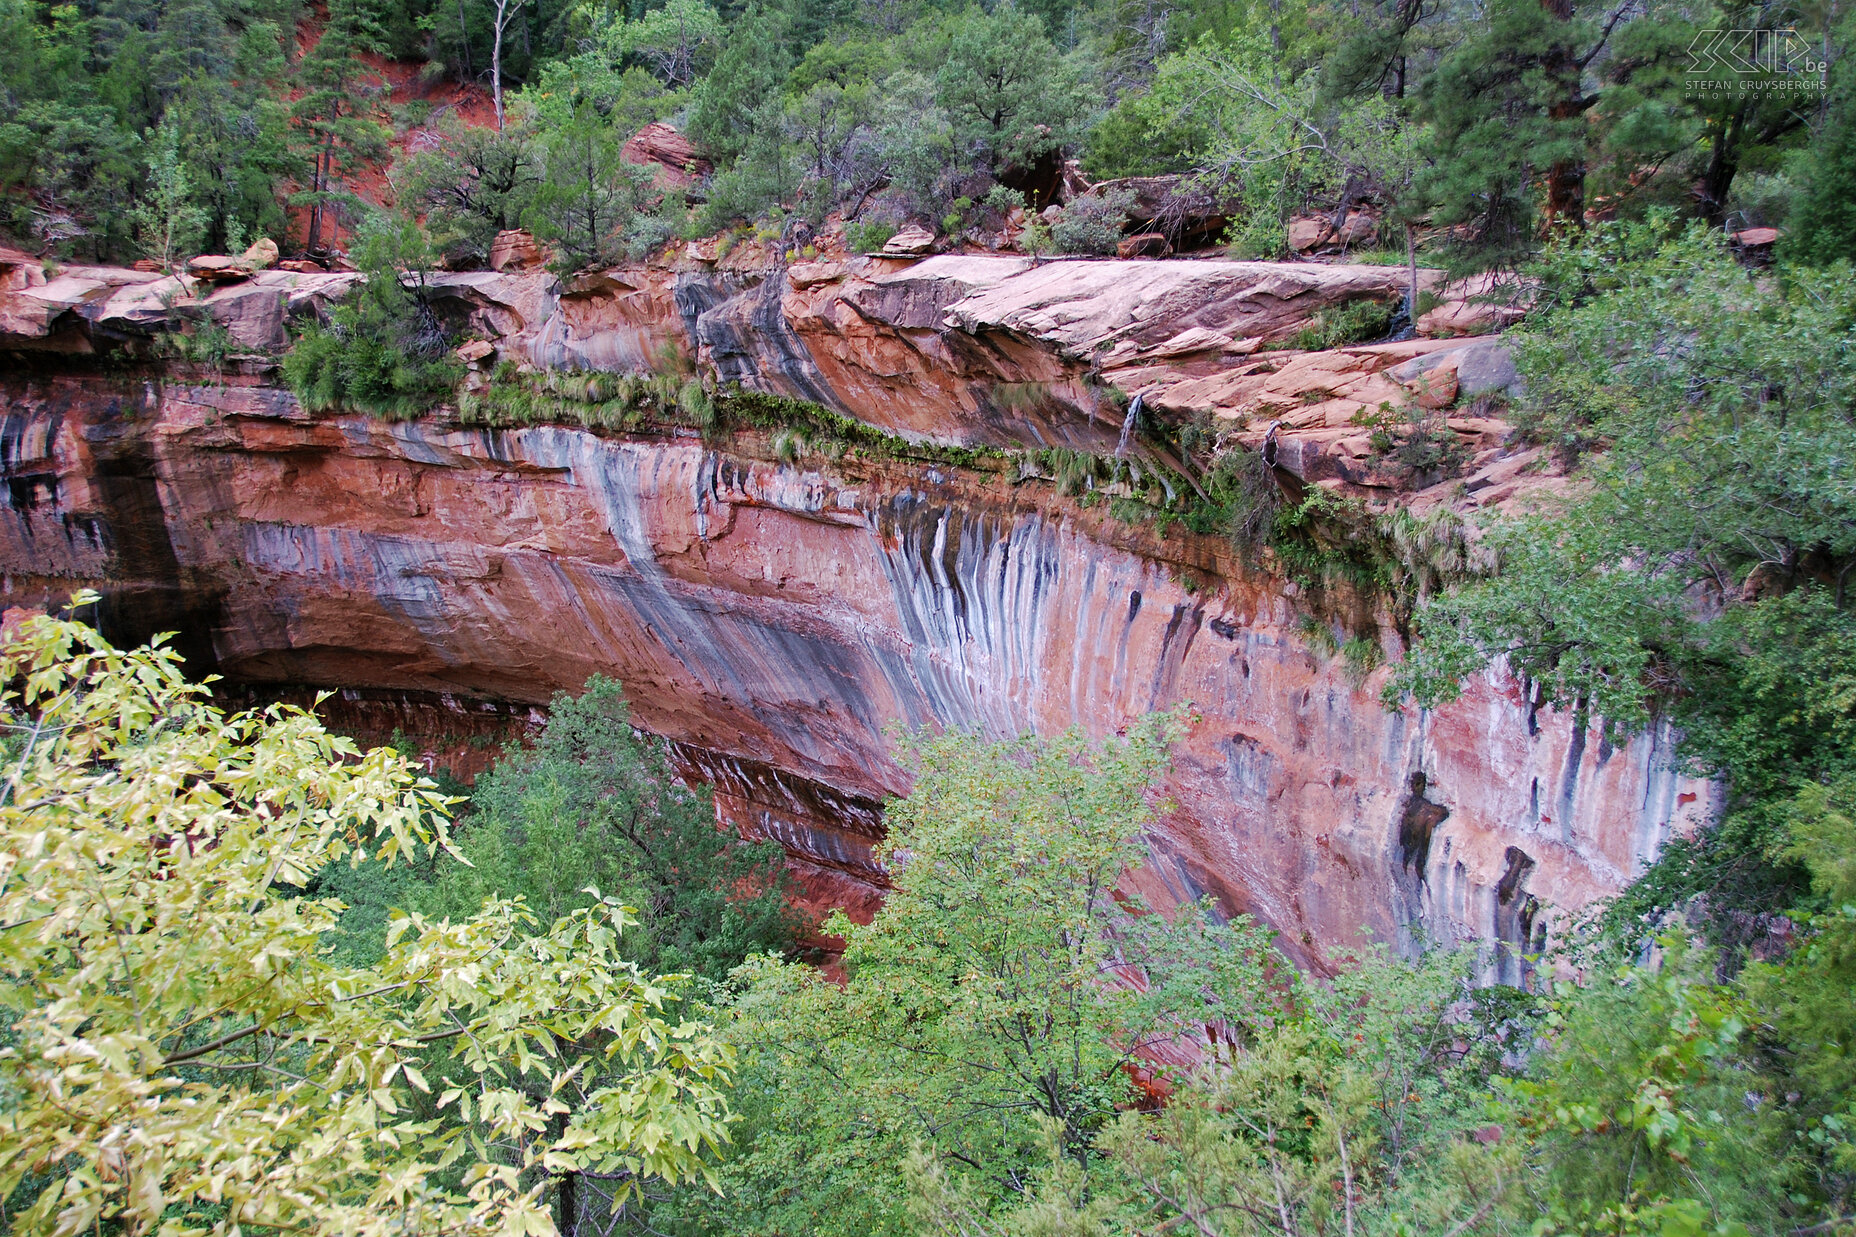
1390;219;1856;967
659;718;1277;1235
421;677;802;981
1395;221;1856;729
281;215;464;418
0;596;733;1237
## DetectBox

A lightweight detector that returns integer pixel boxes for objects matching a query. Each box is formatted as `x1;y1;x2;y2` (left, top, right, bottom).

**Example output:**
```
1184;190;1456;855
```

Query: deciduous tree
0;597;734;1237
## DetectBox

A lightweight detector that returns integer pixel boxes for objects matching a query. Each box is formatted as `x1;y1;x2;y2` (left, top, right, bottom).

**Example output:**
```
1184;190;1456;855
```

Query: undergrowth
1263;296;1398;351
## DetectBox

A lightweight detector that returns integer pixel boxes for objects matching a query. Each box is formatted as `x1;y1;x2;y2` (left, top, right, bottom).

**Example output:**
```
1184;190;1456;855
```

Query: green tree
599;0;724;87
910;941;1529;1237
530;104;661;267
690;719;1275;1235
398;112;543;266
1390;219;1856;942
1413;0;1606;250
162;34;296;254
1787;29;1856;265
128;120;207;270
1743;779;1856;1214
281;213;464;417
0;597;733;1237
935;6;1094;178
1504;944;1792;1235
1394;221;1856;729
290;0;389;253
424;677;801;981
686;4;792;167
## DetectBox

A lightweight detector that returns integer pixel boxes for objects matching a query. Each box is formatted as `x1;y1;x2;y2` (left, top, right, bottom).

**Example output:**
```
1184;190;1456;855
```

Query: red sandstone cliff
0;243;1713;976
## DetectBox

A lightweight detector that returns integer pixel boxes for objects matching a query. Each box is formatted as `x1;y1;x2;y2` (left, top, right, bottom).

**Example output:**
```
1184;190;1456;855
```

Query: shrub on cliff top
281;215;463;419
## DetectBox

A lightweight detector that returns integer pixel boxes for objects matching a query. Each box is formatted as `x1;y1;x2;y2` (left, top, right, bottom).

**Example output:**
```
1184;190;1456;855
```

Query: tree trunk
307;132;333;253
491;0;508;130
1405;222;1419;326
1698;101;1749;225
558;1169;578;1237
1540;0;1584;231
455;0;473;81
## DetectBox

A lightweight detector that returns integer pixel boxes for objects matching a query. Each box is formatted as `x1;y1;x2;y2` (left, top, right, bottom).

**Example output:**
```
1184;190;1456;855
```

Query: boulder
686;237;721;265
1408;363;1459;409
1334;210;1380;246
200;282;290;350
278;259;324;273
489;229;547;273
456;338;496;364
1086;175;1234;250
789;260;848;288
0;248;46;294
186;254;254;283
621;122;713;188
240;237;280;270
1287;217;1332;252
1387;338;1519;405
133;259;165;273
881;224;937;256
1116;232;1173;259
1454;340;1520;398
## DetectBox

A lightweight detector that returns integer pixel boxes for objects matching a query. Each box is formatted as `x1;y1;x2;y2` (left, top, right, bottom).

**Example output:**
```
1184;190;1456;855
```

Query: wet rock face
0;245;1527;505
0;367;1717;971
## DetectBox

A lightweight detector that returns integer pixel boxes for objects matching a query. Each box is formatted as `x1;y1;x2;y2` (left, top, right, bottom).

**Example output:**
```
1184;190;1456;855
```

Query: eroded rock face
0;244;1711;973
1;247;1524;502
0;366;1715;972
621;122;712;188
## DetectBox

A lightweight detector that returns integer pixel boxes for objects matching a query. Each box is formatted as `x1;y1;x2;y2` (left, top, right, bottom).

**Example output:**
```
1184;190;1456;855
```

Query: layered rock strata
0;244;1713;975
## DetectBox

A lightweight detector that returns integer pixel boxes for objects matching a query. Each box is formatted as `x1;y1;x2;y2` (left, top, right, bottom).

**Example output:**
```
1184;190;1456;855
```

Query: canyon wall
0;243;1714;976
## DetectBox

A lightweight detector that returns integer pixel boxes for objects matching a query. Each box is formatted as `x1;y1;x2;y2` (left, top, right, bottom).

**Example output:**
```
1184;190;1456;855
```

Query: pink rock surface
0;368;1714;974
489;229;547;272
0;245;1700;975
621;122;713;188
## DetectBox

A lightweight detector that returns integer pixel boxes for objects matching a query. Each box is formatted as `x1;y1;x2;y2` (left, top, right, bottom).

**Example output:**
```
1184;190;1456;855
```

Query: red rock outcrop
488;229;548;272
0;364;1712;975
621;122;712;188
0;245;1712;977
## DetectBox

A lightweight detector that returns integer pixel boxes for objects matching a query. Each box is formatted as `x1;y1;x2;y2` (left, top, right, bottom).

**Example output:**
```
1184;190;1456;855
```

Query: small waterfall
1116;392;1143;459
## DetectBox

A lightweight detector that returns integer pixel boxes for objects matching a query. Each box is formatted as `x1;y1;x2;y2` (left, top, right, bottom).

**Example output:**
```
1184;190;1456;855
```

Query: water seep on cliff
0;241;1715;975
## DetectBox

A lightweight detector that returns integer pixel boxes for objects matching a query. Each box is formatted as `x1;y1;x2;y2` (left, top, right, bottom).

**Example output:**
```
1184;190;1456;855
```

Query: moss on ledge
433;366;1476;638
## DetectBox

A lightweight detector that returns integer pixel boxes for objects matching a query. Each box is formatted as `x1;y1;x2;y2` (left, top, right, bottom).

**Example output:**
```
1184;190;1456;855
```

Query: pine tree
1787;51;1856;266
289;0;388;254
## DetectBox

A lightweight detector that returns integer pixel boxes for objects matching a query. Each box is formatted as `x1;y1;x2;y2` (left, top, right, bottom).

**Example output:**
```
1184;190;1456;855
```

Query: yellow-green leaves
0;600;733;1237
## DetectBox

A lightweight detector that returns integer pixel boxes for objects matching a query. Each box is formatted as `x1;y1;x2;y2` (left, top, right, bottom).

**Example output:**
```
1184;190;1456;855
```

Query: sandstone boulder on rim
1288;216;1332;251
240;237;280;270
881;224;937;256
489;229;547;272
621;122;713;187
186;254;253;283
